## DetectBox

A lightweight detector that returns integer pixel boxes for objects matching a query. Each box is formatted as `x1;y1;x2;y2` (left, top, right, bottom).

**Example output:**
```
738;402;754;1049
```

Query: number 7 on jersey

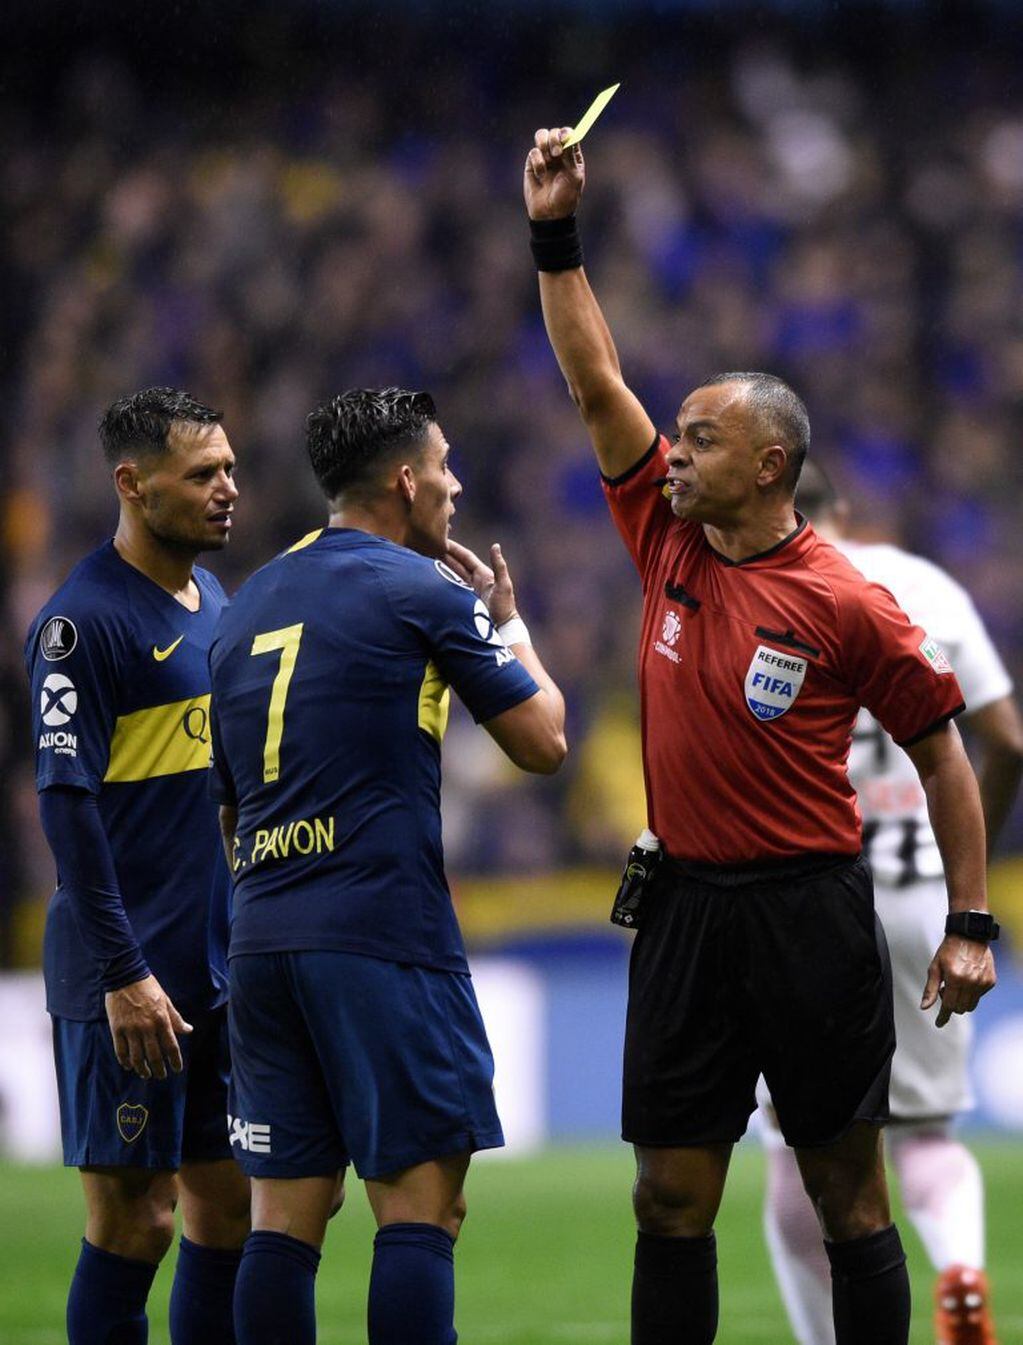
250;623;304;783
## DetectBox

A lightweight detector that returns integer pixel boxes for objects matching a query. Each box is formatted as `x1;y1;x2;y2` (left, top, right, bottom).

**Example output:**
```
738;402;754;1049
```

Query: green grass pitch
2;1140;1021;1343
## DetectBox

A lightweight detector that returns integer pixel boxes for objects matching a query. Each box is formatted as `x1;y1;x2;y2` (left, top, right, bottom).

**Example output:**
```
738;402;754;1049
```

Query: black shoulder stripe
755;626;820;658
600;434;661;487
665;581;701;610
895;703;966;749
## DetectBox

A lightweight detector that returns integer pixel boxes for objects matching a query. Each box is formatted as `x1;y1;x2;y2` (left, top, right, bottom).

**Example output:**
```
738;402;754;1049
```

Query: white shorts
875;877;972;1120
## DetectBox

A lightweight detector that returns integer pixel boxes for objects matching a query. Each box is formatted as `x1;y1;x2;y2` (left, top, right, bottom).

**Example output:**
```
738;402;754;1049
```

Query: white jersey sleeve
838;542;1013;885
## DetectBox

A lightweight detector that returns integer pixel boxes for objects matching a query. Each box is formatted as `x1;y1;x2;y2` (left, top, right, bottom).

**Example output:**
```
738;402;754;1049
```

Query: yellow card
562;83;621;148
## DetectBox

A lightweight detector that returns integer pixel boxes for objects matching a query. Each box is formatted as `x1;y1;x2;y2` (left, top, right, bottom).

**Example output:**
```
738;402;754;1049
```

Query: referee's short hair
99;387;223;466
705;371;811;488
306;387;437;501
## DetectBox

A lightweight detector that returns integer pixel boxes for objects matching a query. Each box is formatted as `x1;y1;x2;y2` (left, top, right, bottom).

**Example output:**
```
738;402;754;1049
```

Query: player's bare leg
249;1172;341;1247
168;1159;251;1345
81;1166;179;1261
365;1149;470;1237
179;1158;251;1248
68;1167;177;1343
795;1122;910;1345
364;1151;471;1345
630;1143;732;1344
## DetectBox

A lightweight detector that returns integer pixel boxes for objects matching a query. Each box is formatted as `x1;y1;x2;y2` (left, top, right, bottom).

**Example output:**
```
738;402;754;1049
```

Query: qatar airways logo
654;610;682;664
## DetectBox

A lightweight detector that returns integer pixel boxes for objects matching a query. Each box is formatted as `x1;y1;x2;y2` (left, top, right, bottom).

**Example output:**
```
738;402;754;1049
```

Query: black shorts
622;852;894;1150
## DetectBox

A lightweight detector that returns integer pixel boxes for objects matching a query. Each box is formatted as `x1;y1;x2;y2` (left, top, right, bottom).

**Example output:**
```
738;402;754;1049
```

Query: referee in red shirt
523;129;998;1345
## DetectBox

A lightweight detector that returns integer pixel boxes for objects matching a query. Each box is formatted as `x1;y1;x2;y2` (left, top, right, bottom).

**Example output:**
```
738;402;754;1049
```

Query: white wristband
498;616;531;648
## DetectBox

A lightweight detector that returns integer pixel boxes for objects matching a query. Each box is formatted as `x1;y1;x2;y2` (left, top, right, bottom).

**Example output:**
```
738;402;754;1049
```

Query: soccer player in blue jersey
25;388;251;1344
209;387;567;1345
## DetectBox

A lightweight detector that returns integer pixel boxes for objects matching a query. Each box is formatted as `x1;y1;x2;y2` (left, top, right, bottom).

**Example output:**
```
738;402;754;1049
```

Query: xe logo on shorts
228;1113;271;1153
744;644;807;721
116;1102;149;1143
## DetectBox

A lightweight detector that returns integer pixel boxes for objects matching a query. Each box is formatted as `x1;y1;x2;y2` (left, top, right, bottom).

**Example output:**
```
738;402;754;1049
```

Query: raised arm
524;127;656;479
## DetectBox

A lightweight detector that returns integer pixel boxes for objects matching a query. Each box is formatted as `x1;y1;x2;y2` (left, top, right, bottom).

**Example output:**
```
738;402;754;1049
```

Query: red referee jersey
603;438;965;864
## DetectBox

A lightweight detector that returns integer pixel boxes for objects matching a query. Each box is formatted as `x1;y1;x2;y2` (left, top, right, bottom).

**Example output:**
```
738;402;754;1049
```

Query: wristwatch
945;910;1000;943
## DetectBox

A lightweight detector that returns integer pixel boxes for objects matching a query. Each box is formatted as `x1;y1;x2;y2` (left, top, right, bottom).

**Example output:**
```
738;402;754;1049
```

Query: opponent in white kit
759;463;1023;1345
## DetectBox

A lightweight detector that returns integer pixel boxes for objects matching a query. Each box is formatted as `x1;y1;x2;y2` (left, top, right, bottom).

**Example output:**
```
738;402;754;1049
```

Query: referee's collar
704;514;810;568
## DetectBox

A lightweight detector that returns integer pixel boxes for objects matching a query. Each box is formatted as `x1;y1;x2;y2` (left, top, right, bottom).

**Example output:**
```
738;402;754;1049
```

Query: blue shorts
52;1007;232;1170
228;951;504;1180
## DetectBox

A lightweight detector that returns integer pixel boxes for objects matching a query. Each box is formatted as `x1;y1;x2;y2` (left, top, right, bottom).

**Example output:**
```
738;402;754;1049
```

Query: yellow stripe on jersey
286;529;323;554
418;661;450;744
104;695;212;783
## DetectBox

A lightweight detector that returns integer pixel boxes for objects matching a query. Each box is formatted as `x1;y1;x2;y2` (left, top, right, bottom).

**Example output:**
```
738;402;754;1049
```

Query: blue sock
233;1230;320;1345
368;1222;457;1345
67;1238;159;1345
169;1236;243;1345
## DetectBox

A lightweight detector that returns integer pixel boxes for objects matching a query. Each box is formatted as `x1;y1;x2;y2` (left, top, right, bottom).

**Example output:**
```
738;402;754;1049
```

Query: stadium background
1;0;1022;1340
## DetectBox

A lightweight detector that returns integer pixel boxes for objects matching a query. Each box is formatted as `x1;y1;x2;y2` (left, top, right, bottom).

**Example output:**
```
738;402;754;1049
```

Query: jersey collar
704;515;811;568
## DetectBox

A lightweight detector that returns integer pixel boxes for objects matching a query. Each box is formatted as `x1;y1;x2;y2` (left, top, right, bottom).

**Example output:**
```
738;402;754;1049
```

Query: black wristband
530;215;584;272
945;910;1000;943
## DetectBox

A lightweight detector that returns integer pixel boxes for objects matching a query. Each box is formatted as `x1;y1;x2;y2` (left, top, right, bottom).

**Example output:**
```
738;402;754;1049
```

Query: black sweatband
530;215;584;272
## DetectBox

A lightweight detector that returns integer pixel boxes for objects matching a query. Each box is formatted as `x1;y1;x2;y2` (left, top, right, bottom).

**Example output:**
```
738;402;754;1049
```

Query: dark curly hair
306;387;437;501
99;387;223;466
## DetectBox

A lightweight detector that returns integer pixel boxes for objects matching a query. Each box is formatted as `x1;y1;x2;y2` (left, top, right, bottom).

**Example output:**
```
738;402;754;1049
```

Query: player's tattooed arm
907;723;996;1027
524;127;656;480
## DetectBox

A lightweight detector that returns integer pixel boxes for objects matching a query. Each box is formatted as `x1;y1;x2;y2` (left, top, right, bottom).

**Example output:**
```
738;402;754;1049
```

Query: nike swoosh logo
152;636;184;662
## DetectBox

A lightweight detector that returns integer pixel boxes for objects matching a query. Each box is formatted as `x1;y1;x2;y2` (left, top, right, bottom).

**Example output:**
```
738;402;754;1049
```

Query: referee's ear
757;444;790;491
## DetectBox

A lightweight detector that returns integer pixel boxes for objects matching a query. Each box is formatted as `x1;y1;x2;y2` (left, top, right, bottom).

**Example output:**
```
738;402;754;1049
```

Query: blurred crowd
3;5;1023;963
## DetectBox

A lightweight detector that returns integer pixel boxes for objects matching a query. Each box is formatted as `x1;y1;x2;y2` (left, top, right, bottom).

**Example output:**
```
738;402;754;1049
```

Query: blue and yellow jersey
208;527;540;972
25;541;231;1020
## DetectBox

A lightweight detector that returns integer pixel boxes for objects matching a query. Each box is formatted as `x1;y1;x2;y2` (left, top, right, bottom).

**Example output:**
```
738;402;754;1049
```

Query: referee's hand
921;935;997;1028
105;974;193;1080
524;127;585;221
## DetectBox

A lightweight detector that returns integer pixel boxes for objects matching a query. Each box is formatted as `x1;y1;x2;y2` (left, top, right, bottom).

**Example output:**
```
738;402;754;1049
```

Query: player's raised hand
485;543;518;626
524;127;585;221
921;934;997;1028
444;537;494;599
105;973;193;1080
444;538;518;626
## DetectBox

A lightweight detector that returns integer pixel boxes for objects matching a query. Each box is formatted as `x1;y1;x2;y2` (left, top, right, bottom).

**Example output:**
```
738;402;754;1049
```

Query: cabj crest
116;1102;149;1144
